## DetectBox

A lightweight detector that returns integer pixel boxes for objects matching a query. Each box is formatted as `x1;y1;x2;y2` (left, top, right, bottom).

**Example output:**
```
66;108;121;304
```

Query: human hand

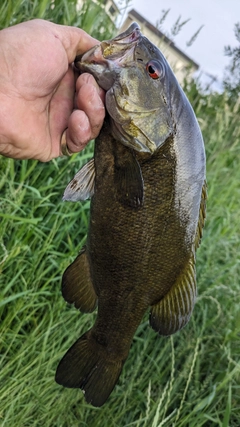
0;19;105;161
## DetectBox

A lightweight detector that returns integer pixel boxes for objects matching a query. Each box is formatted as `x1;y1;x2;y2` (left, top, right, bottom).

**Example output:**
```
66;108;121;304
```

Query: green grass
0;1;240;426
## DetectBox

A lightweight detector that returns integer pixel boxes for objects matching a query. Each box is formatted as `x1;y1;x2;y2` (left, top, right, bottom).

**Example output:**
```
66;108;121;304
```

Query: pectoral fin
63;158;95;201
62;248;97;313
150;254;196;335
114;150;144;208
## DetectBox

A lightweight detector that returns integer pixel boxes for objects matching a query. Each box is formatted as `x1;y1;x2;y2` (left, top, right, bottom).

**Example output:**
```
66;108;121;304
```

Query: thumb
53;24;99;63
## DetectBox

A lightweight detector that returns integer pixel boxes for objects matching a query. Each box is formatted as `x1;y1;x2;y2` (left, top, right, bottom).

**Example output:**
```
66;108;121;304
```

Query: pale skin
0;19;105;161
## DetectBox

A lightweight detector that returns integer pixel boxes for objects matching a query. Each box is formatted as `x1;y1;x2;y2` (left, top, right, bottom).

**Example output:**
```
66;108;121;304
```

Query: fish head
75;23;175;154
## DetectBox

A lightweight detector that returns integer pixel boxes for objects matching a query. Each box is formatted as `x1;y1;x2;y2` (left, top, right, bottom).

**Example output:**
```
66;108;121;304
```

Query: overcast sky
117;0;239;89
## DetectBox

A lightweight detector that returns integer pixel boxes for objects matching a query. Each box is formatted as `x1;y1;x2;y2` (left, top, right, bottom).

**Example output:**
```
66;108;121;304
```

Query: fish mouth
75;22;141;64
100;22;141;59
108;22;141;44
74;23;141;90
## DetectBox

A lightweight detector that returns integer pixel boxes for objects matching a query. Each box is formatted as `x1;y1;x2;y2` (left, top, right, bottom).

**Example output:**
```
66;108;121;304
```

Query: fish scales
56;23;206;407
89;134;188;302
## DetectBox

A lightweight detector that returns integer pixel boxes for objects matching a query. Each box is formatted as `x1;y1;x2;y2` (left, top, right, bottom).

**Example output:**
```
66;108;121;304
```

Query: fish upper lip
100;23;141;60
103;22;141;48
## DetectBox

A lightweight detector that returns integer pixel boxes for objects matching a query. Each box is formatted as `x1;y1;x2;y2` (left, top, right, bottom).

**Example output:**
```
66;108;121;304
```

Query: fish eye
146;60;163;79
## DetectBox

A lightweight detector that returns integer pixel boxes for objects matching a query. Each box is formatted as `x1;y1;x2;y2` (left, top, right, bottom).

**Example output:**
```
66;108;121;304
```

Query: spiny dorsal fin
195;180;207;250
149;253;196;336
62;248;97;313
63;158;95;201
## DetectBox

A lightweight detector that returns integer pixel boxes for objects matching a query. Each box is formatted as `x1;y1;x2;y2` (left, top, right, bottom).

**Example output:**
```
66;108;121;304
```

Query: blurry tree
223;22;240;101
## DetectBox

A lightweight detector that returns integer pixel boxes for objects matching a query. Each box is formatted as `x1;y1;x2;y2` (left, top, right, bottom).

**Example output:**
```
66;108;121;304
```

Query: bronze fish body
56;23;206;407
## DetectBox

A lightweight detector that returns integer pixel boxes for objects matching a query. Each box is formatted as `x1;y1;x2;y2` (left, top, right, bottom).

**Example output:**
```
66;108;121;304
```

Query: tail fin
55;330;124;407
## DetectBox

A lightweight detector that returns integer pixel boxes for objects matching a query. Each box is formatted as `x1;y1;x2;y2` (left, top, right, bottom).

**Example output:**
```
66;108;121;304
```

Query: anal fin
150;253;197;335
62;248;97;313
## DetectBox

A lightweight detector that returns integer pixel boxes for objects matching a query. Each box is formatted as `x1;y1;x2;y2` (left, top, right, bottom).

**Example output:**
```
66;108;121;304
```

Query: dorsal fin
150;181;207;335
149;253;197;336
195;180;207;250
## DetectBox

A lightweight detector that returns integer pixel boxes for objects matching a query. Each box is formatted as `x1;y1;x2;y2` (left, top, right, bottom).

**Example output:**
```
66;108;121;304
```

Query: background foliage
0;1;239;426
0;0;116;38
223;22;240;102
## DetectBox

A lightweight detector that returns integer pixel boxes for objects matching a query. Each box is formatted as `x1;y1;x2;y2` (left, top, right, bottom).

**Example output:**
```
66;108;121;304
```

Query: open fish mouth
100;22;141;59
75;22;141;64
107;21;141;44
74;23;142;91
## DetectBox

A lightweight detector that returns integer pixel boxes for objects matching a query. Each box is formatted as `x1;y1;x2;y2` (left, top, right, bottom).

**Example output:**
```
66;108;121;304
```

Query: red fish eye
146;60;162;79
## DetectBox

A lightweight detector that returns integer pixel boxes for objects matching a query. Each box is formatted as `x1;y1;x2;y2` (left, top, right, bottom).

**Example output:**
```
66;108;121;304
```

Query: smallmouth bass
56;23;206;407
